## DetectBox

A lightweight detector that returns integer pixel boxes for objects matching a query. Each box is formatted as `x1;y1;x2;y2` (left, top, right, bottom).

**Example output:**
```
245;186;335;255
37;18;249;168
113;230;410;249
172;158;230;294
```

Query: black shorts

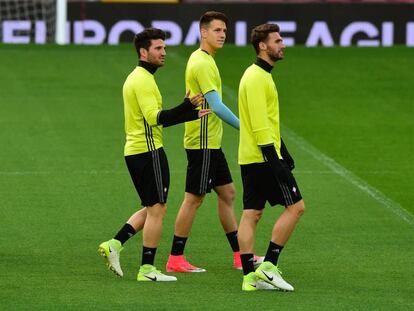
125;148;169;207
241;161;302;210
185;148;233;195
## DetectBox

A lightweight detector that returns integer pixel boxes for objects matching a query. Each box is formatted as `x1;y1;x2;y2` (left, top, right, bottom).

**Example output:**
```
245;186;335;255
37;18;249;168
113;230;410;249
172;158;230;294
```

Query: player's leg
238;209;275;291
214;182;243;269
136;202;176;282
238;163;271;291
142;203;166;248
174;192;205;238
98;209;146;277
238;209;262;254
166;192;207;272
136;148;176;281
167;149;210;272
255;165;304;291
214;182;237;233
271;199;305;246
214;150;264;269
98;153;150;277
126;208;147;232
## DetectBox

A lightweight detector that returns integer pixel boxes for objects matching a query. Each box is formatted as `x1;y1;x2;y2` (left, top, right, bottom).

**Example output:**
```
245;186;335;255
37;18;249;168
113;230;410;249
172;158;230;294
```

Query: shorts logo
292;186;297;196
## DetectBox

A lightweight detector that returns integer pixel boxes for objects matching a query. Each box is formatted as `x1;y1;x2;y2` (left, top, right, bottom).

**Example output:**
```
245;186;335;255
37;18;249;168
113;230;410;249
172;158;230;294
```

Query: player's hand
284;156;295;171
280;140;295;171
186;90;205;107
274;165;290;184
198;109;211;118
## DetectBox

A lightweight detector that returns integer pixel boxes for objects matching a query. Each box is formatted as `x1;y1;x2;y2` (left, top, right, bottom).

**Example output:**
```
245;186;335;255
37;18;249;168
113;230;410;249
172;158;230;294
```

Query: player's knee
184;194;204;209
251;210;263;223
218;186;236;205
215;184;236;205
147;203;167;218
295;200;305;217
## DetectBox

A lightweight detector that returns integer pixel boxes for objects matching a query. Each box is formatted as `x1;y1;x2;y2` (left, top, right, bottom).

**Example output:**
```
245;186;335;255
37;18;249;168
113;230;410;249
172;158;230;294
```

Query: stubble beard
268;49;284;62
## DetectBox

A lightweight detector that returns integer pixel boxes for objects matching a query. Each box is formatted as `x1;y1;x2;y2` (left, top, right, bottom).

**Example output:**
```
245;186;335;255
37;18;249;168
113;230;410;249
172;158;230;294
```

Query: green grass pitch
0;44;413;310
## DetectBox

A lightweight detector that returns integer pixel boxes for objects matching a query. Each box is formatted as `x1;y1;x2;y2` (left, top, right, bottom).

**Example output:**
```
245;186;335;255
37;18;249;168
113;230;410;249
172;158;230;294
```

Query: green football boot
255;261;294;291
137;264;177;282
98;239;124;277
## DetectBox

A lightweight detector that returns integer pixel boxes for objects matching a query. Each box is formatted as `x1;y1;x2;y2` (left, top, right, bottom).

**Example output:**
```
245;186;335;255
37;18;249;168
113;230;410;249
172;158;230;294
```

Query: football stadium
1;0;413;310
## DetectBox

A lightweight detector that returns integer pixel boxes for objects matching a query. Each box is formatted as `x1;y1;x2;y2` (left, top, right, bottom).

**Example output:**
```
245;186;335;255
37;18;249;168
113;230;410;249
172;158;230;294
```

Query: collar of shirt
138;60;158;75
201;49;210;55
255;57;273;73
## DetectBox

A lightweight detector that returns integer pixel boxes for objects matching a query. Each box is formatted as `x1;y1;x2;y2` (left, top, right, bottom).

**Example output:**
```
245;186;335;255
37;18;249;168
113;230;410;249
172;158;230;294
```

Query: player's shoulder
124;67;156;90
188;49;213;66
242;64;262;79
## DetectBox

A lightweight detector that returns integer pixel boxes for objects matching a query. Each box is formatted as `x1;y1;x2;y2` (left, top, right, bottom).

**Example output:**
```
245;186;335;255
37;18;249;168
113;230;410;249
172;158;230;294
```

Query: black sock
264;241;284;266
141;246;157;266
170;235;188;256
226;231;240;252
241;253;255;275
114;223;136;245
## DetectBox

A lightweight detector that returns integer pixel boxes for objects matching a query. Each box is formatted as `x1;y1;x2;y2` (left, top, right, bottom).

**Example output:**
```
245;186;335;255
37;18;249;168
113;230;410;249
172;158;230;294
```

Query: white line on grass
283;127;414;227
221;84;414;227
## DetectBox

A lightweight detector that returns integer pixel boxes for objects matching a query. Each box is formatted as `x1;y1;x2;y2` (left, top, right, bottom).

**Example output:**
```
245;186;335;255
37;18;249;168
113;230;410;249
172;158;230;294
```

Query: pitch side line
283;127;414;227
221;83;414;227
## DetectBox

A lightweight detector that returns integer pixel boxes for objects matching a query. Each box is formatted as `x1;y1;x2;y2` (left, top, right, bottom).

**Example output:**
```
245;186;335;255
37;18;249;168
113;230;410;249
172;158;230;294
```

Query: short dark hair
199;11;228;29
134;28;166;57
251;23;280;54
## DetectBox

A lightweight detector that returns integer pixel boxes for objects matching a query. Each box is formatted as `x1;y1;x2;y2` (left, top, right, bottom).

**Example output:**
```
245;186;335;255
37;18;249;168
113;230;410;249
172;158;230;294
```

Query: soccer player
237;23;305;291
166;11;262;273
98;28;209;282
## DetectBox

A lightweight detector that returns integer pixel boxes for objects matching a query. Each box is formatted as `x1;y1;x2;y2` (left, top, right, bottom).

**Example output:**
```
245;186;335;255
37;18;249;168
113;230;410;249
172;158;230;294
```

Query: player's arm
158;93;206;126
280;138;295;171
157;97;195;126
204;91;240;130
195;62;239;130
260;144;290;184
137;86;201;127
162;109;210;128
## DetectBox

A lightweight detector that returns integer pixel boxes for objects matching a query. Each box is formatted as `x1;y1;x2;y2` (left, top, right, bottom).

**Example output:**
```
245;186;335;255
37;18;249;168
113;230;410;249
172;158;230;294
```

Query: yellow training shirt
184;49;223;149
238;63;282;165
123;66;163;156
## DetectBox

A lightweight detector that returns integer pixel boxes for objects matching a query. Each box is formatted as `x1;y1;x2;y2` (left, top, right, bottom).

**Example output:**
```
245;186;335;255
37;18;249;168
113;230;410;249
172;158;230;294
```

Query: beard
267;48;283;62
147;55;165;68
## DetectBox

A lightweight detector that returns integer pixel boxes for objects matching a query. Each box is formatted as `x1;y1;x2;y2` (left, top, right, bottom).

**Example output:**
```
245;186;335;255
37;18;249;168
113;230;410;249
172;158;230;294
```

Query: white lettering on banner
152;21;182;45
306;21;334;47
35;21;46;44
340;22;380;47
184;21;200;45
74;20;105;44
382;22;394;46
108;21;144;45
2;19;414;46
3;21;31;43
407;22;414;46
269;21;296;46
235;21;246;46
